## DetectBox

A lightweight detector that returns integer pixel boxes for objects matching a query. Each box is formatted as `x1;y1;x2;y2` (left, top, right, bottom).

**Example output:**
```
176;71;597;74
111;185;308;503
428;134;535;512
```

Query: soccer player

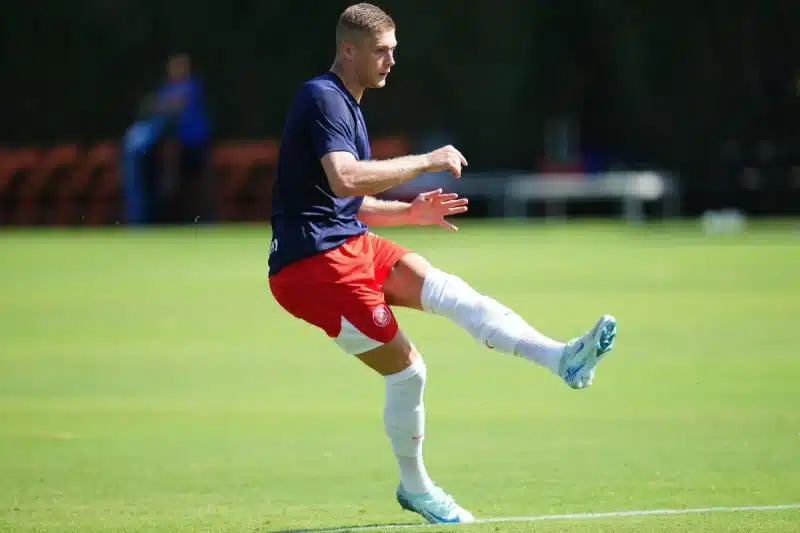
268;3;617;525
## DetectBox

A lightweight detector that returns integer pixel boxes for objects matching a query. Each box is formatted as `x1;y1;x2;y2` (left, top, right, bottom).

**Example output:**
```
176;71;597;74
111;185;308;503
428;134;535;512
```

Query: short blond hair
336;3;395;44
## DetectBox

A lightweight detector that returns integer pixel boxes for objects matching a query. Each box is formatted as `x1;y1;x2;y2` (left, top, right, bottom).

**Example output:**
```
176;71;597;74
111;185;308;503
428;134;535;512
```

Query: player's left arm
357;190;469;231
357;196;413;227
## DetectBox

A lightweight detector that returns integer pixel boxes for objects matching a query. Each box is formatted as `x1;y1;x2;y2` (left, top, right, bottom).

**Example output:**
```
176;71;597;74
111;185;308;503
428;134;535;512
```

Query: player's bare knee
384;254;434;310
356;330;420;376
397;253;433;276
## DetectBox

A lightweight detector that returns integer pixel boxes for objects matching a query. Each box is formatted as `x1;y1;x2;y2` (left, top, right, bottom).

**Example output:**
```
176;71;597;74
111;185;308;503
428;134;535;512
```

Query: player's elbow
328;173;361;198
322;154;362;197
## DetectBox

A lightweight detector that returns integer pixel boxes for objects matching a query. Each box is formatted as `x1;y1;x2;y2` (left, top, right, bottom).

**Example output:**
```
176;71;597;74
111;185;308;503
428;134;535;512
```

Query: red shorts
268;232;409;354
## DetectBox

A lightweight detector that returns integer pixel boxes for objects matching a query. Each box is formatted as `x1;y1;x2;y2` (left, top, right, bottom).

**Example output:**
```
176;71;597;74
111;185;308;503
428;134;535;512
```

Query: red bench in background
0;136;410;226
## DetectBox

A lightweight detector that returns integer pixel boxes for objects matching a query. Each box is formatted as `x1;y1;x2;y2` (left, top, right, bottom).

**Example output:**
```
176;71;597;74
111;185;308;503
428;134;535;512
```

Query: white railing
452;170;680;222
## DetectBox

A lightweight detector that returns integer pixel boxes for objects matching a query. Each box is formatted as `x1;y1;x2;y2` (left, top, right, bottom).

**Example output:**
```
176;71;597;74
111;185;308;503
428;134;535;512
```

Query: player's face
356;29;397;89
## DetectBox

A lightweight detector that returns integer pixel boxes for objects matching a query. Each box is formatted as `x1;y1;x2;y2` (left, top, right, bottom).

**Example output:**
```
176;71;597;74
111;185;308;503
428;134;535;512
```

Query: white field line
305;503;800;532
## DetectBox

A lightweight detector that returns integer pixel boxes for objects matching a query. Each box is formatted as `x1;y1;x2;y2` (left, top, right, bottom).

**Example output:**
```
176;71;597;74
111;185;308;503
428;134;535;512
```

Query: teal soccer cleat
558;314;618;389
396;484;475;525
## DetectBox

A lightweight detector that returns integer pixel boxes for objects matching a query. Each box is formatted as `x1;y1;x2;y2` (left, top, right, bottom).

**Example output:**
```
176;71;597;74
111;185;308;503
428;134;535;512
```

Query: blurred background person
156;53;213;223
120;94;175;225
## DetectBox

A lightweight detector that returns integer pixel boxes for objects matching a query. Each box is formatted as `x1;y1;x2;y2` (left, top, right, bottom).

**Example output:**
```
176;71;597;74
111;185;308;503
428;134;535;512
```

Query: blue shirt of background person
157;54;210;147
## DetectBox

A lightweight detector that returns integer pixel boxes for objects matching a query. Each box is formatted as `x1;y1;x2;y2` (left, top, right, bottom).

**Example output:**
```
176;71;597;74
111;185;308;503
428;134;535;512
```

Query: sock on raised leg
421;268;564;373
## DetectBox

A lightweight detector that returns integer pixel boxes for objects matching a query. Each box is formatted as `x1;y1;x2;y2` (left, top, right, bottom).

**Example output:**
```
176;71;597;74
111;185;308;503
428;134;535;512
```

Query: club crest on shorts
372;304;392;327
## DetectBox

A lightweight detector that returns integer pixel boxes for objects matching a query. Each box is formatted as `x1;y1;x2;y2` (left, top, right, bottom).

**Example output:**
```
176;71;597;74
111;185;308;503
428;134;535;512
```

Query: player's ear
339;40;353;61
342;36;365;61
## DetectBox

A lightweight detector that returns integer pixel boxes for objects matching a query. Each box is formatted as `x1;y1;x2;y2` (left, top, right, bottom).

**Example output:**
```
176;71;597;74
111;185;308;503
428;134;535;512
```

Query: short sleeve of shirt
309;88;358;160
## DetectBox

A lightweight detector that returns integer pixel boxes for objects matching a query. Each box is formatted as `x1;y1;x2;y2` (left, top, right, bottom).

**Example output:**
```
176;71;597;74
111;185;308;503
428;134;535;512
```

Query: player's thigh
382;252;434;311
270;267;405;357
332;284;422;375
367;232;410;286
356;328;421;376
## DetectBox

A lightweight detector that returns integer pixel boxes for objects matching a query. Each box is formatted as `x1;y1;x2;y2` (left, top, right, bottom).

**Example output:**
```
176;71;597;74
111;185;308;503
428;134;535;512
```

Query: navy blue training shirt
268;72;371;276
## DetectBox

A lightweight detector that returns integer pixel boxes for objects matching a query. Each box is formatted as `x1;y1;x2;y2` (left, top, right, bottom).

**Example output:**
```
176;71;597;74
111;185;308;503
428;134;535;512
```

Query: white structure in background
453;170;681;223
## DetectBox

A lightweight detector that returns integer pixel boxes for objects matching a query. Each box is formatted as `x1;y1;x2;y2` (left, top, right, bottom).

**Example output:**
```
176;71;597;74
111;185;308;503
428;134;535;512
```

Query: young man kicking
267;3;618;525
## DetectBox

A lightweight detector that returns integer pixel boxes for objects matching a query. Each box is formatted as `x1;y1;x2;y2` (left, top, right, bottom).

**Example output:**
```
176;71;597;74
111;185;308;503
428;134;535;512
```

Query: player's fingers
435;193;459;202
452;147;468;166
439;218;458;231
418;188;443;201
447;206;468;215
448;157;462;178
441;198;468;207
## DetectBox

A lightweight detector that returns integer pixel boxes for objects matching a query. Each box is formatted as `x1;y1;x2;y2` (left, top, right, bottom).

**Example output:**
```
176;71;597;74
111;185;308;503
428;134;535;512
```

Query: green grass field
1;220;799;533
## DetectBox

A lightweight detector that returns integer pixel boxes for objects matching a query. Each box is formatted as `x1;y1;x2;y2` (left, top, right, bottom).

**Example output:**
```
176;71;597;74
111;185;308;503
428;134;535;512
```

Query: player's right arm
309;88;466;198
322;147;466;198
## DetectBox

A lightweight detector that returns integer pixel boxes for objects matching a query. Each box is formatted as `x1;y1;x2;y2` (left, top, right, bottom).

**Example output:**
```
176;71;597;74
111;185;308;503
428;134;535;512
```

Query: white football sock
421;268;564;373
383;358;435;495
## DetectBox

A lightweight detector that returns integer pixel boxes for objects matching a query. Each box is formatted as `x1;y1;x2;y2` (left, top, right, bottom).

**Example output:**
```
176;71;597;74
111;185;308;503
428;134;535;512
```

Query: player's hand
408;189;469;231
425;145;468;178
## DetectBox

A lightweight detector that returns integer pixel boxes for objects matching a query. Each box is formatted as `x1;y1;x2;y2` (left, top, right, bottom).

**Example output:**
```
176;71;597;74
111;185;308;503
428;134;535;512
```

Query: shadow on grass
266;520;424;532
